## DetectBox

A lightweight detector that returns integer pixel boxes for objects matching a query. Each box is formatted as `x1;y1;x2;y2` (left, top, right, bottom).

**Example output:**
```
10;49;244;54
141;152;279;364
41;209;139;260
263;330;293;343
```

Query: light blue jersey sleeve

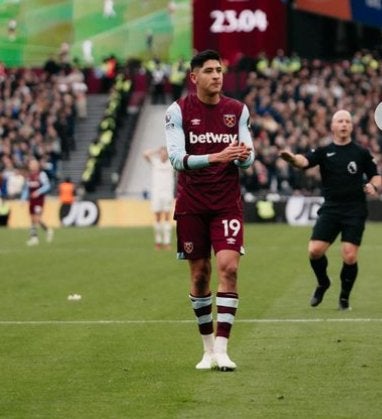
165;102;210;171
36;171;51;196
234;104;255;169
20;182;29;201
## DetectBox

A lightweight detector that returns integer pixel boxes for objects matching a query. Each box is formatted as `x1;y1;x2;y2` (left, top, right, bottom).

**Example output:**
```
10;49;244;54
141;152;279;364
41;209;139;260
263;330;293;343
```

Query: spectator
169;57;188;101
1;65;81;188
147;57;168;104
58;176;76;205
239;49;382;197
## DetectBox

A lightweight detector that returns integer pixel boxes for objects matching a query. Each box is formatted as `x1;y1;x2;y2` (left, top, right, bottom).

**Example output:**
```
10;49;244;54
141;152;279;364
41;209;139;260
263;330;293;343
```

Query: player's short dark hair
190;49;221;71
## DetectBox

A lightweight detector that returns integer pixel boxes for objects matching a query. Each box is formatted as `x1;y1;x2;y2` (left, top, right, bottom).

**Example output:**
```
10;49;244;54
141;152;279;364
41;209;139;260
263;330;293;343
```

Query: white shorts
151;195;173;213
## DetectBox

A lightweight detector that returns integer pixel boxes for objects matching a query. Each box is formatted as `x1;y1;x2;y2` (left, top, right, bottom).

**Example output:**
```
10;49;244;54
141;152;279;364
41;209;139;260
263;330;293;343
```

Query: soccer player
165;50;255;371
22;159;54;246
143;146;175;250
280;109;381;310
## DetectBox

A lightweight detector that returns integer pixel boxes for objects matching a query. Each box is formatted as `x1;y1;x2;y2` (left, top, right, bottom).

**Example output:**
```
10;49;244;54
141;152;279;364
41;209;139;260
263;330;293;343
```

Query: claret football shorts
176;211;244;260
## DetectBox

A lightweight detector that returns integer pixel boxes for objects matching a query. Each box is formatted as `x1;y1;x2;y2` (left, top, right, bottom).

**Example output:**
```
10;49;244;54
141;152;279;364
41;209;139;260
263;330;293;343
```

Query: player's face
191;59;223;97
331;111;353;142
29;159;40;173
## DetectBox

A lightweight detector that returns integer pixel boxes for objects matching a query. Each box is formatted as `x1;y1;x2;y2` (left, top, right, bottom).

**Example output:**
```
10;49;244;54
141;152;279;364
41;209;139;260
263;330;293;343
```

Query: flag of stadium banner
350;0;382;28
192;0;287;65
295;0;382;28
294;0;352;20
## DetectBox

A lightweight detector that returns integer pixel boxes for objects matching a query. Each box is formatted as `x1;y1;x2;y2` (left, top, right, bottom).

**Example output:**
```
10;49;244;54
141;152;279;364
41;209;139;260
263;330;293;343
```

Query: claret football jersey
166;93;252;214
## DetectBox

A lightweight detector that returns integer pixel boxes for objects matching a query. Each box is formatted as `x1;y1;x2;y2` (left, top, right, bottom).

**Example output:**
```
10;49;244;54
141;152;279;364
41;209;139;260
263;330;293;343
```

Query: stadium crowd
0;60;87;199
1;49;382;200
237;49;382;198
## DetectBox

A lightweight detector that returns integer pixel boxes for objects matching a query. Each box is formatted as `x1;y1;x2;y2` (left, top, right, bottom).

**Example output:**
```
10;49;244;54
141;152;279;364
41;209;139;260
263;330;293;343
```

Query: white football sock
154;222;162;244
162;221;172;245
214;336;229;354
201;333;215;354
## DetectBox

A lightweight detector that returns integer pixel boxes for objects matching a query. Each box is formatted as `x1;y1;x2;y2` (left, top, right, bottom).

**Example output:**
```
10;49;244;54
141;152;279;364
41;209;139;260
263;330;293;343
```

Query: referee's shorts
311;202;367;246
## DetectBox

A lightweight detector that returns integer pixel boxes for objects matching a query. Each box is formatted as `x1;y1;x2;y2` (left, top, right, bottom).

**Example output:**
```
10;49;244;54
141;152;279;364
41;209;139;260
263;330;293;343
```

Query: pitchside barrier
2;197;382;228
244;196;382;225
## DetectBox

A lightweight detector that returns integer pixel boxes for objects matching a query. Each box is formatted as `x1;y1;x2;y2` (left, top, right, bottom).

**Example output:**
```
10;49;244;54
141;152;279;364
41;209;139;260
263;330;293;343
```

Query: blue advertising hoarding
296;0;382;28
351;0;382;28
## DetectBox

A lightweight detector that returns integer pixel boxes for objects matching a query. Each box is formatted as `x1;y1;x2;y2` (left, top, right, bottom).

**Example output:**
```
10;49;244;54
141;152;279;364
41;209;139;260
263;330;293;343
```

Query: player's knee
308;248;324;260
308;243;325;260
221;261;238;282
342;251;357;265
341;244;358;265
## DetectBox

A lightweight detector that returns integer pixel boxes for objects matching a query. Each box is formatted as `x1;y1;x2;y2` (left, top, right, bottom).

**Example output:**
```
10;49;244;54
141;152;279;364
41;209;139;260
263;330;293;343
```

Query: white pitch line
0;318;382;325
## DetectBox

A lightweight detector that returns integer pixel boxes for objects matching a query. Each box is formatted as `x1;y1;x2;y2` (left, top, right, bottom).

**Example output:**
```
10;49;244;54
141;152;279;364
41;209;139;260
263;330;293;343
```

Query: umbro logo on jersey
326;152;336;157
191;118;201;126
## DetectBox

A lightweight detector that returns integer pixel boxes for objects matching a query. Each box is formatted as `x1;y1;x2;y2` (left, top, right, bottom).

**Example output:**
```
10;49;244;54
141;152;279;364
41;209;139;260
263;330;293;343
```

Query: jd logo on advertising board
60;201;100;227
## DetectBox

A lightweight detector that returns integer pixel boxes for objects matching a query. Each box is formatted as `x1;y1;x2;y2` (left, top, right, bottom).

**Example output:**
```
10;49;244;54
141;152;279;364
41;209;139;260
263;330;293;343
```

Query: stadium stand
80;74;133;194
236;50;382;199
115;102;168;199
0;65;80;197
1;50;382;202
61;94;109;188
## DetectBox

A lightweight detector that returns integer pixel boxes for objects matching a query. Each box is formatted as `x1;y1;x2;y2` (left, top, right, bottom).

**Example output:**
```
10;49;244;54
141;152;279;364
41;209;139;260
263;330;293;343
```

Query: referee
280;109;381;310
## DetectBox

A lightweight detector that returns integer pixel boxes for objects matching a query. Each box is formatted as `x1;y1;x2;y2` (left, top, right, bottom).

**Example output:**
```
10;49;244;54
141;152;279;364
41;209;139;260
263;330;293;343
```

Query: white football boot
46;228;54;243
215;352;237;371
26;236;39;246
195;352;216;370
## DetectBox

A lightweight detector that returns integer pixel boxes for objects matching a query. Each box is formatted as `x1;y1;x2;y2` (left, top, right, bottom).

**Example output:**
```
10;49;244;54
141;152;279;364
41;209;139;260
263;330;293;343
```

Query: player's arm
34;171;51;197
234;104;255;169
363;150;381;196
20;181;29;201
364;175;381;196
165;102;210;170
279;150;309;169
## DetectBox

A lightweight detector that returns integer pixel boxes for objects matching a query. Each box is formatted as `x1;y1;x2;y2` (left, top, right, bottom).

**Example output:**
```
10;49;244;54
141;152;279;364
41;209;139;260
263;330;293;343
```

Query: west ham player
281;110;381;310
165;50;254;371
143;146;175;250
22;159;54;246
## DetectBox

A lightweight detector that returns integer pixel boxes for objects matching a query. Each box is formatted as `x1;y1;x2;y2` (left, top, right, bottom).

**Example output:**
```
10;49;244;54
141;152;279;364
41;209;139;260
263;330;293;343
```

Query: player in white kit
143;146;175;249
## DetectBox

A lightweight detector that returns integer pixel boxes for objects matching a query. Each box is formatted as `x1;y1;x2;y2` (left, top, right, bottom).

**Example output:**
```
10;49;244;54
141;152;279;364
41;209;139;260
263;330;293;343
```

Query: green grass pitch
0;223;381;418
0;0;191;67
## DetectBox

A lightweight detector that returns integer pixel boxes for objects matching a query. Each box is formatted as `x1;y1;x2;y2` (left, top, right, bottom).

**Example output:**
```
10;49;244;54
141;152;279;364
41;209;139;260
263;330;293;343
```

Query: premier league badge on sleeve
165;112;174;129
223;114;236;128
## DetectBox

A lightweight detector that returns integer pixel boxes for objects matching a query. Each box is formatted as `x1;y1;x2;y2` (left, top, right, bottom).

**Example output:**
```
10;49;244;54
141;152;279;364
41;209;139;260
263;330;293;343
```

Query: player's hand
209;141;252;165
210;141;243;163
280;150;296;164
364;183;379;196
236;142;252;161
